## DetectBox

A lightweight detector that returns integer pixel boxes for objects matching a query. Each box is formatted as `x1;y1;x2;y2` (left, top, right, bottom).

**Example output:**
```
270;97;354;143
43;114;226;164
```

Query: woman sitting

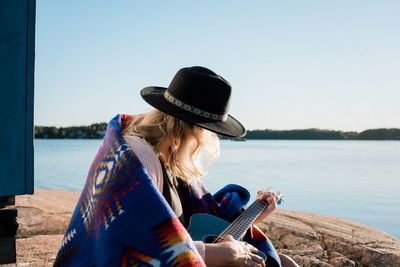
54;66;299;267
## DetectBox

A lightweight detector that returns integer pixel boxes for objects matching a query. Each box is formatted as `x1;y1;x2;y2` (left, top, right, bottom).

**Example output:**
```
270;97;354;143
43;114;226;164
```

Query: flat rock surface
3;189;399;266
258;210;400;266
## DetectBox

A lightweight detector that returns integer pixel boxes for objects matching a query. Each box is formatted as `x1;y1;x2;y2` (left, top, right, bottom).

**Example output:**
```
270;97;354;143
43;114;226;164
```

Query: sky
34;1;400;132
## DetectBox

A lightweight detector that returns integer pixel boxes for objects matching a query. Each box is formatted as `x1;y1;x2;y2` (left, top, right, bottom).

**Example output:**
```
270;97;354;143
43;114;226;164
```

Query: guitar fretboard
218;199;268;240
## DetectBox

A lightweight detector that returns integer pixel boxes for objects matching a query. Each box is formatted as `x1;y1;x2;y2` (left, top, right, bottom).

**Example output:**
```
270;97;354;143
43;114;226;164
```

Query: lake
34;139;400;239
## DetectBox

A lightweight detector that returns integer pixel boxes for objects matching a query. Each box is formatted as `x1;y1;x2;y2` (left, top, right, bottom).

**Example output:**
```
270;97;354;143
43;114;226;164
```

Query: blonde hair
122;109;220;182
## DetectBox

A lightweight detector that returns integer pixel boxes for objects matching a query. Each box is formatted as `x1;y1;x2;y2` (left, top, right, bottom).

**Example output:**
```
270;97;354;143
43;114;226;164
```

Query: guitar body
187;213;229;241
187;213;267;261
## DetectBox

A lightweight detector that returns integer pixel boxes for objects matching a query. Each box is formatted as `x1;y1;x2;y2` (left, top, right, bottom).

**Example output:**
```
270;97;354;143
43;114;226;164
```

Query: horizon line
33;123;400;133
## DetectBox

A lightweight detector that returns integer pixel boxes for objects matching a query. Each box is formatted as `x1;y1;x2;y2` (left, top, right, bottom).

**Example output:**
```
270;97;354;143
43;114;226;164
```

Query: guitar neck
219;199;268;240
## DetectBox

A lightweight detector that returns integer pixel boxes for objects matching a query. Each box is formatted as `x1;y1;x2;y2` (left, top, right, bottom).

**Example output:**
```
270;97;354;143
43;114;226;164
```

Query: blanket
54;114;282;267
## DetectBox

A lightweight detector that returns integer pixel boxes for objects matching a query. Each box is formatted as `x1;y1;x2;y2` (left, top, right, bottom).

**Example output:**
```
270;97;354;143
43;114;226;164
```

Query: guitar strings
214;203;264;241
211;199;268;244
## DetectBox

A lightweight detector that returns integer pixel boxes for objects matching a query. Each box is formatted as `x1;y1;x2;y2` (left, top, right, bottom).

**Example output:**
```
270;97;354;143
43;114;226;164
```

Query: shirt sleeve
194;241;206;261
122;135;164;193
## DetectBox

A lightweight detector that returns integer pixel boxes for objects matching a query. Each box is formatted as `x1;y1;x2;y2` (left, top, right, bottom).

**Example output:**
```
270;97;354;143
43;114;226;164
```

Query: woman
54;66;298;267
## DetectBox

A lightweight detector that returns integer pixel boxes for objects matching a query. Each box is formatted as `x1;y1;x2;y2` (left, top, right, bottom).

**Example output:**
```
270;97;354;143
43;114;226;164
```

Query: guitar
187;196;281;261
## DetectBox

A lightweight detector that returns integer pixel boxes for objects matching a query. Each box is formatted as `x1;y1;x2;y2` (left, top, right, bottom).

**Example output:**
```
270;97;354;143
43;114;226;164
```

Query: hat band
164;91;228;121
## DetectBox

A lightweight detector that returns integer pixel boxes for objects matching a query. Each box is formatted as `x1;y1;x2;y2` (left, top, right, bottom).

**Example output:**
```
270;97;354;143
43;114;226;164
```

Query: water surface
34;139;400;238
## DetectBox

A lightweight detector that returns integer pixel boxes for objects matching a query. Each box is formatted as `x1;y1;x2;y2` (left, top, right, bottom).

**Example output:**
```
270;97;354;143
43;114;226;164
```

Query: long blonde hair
122;109;220;182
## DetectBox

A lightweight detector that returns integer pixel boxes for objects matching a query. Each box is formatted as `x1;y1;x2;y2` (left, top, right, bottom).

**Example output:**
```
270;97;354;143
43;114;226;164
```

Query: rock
257;210;400;266
9;189;400;266
2;235;63;267
15;189;79;238
1;190;80;267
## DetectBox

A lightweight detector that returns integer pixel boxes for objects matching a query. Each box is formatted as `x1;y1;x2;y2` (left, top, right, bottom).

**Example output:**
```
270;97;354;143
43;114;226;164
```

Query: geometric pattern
153;217;204;267
164;91;228;121
78;128;140;238
60;228;77;248
120;247;161;267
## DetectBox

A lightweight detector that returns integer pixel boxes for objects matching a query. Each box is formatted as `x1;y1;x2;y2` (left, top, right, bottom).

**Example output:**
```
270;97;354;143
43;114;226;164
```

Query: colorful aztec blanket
54;114;282;267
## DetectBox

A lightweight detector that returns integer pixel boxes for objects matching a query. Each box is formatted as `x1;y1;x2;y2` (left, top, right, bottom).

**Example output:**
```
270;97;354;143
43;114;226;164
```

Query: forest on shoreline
34;123;400;140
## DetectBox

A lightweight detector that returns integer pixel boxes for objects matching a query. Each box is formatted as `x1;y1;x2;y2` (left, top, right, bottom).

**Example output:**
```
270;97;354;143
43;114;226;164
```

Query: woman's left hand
254;189;282;224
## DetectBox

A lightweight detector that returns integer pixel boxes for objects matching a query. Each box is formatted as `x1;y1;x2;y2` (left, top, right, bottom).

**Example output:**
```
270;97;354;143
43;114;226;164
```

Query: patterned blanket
54;114;282;267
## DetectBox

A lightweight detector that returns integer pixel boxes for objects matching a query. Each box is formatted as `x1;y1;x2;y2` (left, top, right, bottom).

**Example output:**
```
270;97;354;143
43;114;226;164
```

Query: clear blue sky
35;1;400;132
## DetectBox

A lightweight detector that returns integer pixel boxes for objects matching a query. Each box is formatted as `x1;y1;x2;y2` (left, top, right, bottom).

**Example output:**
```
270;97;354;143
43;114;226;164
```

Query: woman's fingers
243;255;265;267
254;190;280;223
249;253;266;266
257;189;281;204
244;242;265;266
267;196;276;206
218;236;266;266
245;242;258;254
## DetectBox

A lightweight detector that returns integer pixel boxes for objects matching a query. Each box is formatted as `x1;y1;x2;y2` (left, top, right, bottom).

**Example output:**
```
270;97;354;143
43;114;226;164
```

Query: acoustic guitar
187;196;282;261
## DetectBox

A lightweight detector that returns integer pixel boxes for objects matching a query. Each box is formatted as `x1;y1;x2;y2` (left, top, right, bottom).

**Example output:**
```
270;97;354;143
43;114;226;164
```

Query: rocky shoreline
4;189;400;267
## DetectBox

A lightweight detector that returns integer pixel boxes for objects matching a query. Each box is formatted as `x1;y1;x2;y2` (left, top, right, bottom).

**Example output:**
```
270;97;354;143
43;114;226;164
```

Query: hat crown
140;66;246;137
166;66;232;117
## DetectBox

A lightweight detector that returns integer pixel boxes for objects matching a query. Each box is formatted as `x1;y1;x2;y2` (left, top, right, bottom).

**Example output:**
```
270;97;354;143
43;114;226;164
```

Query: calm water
35;139;400;239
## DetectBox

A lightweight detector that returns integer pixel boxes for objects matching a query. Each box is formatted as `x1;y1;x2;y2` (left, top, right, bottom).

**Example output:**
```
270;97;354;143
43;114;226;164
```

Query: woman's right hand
204;235;266;267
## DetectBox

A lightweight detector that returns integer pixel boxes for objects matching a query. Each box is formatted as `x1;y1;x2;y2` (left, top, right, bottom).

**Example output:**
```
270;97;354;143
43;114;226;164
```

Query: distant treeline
35;124;400;140
35;123;107;139
239;128;400;140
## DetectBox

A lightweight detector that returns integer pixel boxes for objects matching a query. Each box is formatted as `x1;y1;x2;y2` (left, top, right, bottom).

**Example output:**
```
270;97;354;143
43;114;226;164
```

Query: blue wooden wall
0;0;35;196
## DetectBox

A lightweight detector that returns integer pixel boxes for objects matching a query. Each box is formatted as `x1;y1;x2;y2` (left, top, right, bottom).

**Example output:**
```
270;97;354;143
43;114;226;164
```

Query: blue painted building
0;0;35;197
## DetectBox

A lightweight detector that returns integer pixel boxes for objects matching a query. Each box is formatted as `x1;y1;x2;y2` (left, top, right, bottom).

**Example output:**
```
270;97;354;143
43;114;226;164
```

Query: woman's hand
204;235;265;267
254;189;281;224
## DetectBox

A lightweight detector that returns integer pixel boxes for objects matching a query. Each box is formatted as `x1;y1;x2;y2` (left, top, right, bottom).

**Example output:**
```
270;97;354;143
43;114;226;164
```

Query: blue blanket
54;114;282;267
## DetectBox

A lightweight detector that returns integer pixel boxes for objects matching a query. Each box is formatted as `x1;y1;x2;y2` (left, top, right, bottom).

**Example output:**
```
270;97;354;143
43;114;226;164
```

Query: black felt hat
140;66;246;138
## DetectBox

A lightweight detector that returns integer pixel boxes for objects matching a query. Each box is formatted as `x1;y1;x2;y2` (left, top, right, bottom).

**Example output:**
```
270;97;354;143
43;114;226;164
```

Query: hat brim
140;86;246;138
